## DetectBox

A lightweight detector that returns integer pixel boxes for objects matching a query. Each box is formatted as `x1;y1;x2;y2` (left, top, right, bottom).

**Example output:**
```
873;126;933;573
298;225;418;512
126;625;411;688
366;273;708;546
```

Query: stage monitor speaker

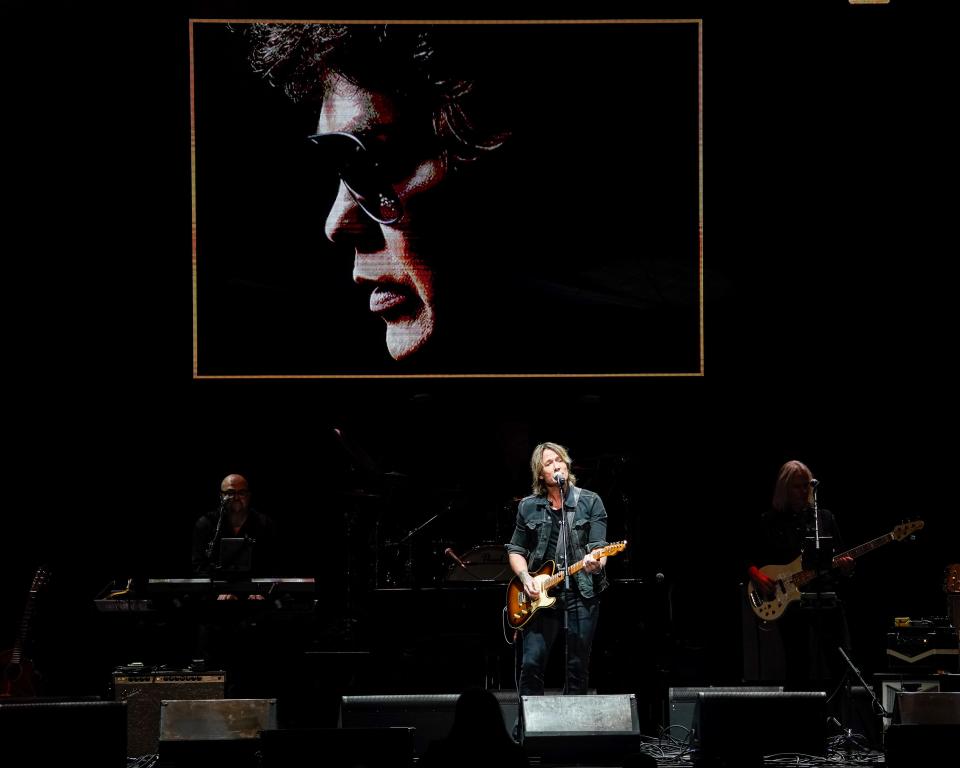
520;694;644;765
695;690;826;767
258;727;416;768
340;692;519;757
886;690;960;765
668;686;781;742
157;698;276;768
159;697;277;741
113;670;225;756
892;690;960;725
0;699;127;768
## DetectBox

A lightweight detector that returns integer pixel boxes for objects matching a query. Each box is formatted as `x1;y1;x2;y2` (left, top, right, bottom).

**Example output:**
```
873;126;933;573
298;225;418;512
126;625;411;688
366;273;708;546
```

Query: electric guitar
747;520;923;622
1;566;49;697
506;541;627;629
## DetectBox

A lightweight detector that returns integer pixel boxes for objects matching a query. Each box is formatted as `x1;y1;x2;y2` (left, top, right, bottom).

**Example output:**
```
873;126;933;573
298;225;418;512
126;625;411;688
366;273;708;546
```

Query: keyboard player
191;473;279;600
190;473;281;695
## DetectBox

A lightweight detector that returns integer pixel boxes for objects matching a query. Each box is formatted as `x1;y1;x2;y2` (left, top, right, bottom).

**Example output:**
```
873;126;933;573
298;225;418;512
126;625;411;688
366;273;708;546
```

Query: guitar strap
566;486;581;527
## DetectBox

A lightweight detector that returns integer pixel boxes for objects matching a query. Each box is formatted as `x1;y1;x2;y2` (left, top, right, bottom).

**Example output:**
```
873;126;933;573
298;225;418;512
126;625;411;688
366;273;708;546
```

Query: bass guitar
506;541;627;629
1;566;49;698
747;521;923;622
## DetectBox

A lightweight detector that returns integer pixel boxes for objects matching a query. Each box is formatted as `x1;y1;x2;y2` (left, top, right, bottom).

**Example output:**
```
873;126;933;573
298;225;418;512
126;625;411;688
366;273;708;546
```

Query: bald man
192;473;278;578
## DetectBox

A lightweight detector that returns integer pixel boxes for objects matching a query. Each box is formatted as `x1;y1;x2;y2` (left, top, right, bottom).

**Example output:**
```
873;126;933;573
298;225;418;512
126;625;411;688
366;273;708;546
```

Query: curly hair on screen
243;23;512;164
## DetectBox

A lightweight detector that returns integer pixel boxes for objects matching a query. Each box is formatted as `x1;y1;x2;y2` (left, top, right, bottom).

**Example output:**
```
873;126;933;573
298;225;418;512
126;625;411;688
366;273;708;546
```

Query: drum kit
339;485;520;590
336;431;635;592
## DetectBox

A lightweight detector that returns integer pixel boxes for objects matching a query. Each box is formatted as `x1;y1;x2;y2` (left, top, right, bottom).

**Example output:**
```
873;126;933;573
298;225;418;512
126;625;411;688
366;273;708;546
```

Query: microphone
444;548;467;569
554;472;566;486
810;479;820;488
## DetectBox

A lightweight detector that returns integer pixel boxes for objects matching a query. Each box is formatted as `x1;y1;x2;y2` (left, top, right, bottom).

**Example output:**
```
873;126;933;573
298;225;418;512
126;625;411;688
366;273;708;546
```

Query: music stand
216;537;253;576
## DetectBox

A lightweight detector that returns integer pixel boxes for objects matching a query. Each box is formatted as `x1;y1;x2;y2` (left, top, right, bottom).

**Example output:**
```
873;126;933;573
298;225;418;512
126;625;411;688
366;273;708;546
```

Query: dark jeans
519;589;600;695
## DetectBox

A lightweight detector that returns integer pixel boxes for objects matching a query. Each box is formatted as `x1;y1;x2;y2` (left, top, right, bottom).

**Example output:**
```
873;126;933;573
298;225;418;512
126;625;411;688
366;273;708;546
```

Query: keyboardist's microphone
444;548;467;569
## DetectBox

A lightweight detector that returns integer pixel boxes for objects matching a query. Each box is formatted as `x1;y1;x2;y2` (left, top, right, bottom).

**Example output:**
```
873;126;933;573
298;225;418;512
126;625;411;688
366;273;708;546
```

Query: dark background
3;0;952;729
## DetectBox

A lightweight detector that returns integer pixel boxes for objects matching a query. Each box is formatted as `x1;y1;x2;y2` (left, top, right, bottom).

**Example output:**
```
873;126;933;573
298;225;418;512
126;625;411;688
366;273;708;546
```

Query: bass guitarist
506;442;609;696
746;460;855;692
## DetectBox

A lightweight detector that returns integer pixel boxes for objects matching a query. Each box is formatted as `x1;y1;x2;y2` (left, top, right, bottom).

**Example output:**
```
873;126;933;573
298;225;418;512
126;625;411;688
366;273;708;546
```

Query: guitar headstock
29;566;50;592
891;520;924;541
602;540;627;555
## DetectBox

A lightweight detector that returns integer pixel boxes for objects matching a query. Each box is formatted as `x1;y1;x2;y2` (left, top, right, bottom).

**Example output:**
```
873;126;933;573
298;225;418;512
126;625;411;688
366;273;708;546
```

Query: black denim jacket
505;484;609;599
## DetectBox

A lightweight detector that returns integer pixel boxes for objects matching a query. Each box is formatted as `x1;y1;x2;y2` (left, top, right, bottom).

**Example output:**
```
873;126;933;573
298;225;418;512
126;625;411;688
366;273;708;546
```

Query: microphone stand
838;646;887;718
805;481;833;684
206;497;227;561
556;477;571;695
812;481;821;554
392;504;448;587
837;646;887;751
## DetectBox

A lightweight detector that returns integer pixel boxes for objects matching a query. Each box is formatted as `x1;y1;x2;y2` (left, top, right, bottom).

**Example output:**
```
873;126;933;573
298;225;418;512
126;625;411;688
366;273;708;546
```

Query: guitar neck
543;543;623;590
840;532;894;562
794;532;894;586
546;559;585;590
9;592;38;665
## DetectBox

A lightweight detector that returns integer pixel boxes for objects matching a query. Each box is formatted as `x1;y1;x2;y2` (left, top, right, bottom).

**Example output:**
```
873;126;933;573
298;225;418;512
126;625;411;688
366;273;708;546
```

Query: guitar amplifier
113;670;225;757
887;618;960;672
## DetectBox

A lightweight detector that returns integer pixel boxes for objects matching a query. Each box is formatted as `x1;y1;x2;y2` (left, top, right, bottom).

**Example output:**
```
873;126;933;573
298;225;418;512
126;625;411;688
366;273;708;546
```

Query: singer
506;442;610;697
744;460;854;702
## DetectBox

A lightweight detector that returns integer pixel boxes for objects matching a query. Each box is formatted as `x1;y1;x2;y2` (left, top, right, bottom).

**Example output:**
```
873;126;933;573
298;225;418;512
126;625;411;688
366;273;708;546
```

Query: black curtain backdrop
3;1;953;712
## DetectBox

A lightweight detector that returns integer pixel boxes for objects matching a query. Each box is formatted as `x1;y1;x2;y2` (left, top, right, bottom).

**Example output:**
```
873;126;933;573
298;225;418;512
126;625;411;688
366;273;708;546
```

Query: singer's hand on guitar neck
582;551;605;574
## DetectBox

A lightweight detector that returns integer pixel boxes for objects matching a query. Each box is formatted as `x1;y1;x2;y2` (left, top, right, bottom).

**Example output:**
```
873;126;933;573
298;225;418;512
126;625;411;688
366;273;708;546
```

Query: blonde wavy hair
530;442;578;496
771;459;813;512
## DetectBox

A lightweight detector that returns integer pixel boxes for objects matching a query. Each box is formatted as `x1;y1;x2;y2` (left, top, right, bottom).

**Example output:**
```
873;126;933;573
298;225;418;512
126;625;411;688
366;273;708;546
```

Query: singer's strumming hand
522;573;540;598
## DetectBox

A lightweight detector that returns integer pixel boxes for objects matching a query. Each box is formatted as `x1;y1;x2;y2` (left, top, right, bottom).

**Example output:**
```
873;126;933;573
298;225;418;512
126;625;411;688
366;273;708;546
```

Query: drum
446;544;512;583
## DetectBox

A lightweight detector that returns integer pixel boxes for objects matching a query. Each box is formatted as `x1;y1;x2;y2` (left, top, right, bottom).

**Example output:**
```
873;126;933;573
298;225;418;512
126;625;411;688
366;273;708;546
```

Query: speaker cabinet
157;698;277;768
668;686;781;741
886;690;960;765
520;694;643;765
695;690;826;767
113;671;225;756
892;690;960;725
159;697;277;741
0;699;127;768
340;692;519;757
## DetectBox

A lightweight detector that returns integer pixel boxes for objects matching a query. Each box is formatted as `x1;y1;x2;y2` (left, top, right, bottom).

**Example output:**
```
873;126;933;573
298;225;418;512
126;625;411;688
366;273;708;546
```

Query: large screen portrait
191;20;702;377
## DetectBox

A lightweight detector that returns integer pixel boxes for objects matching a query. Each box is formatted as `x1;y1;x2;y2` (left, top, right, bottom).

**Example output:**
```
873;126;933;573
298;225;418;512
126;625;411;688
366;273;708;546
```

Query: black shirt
191;509;278;576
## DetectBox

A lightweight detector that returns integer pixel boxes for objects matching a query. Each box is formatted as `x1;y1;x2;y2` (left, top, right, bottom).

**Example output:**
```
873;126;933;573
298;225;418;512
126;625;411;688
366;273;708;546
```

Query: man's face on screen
316;76;448;362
